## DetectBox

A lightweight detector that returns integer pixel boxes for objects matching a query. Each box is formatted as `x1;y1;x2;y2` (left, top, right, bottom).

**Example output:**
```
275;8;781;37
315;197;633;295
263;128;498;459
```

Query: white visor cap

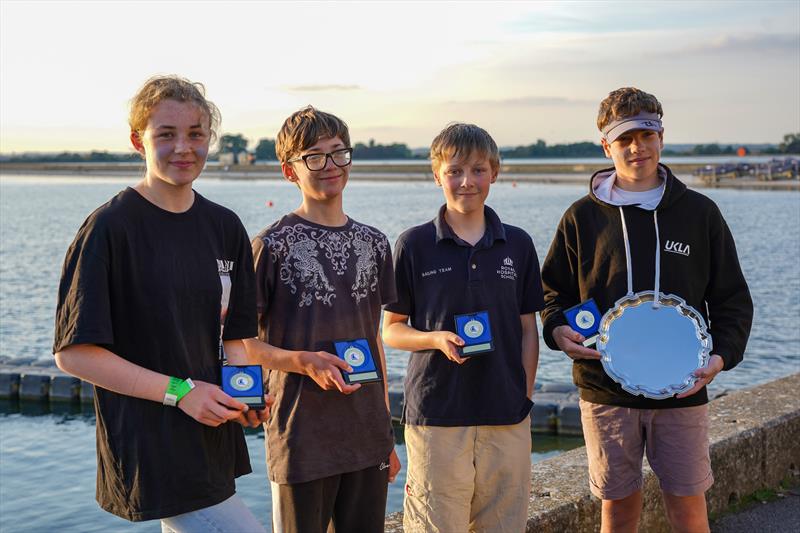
602;112;663;143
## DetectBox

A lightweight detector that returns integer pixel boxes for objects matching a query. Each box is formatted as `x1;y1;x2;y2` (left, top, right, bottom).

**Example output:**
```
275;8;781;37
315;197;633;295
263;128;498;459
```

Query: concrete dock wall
384;373;800;532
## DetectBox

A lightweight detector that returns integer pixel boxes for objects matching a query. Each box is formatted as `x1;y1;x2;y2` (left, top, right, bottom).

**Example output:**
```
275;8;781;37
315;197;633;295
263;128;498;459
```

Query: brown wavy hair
597;87;663;131
129;75;221;143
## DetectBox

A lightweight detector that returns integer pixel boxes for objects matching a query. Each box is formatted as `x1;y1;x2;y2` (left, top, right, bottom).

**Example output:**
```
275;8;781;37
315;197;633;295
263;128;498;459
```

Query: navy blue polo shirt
386;205;544;426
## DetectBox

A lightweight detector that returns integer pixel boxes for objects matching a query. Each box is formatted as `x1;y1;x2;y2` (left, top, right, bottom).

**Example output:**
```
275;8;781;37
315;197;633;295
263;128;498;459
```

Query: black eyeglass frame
287;148;353;171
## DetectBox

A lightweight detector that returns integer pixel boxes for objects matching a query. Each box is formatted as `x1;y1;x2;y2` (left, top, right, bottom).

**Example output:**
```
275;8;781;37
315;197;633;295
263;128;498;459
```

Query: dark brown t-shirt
253;213;396;484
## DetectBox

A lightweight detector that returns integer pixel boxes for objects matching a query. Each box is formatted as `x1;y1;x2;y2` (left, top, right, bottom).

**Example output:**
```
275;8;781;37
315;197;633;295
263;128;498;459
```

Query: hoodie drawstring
653;211;661;309
618;206;634;297
618;206;662;309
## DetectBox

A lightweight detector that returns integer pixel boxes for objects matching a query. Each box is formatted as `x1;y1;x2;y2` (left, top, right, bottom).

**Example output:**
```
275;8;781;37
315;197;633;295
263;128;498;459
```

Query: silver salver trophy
596;208;713;400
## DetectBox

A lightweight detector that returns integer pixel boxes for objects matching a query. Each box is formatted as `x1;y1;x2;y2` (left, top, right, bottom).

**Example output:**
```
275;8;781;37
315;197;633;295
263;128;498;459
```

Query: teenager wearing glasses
243;106;401;532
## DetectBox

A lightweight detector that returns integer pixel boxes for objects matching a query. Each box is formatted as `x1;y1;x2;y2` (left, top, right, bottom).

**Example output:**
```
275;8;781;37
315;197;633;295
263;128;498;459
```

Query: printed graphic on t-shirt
265;222;389;307
217;259;234;321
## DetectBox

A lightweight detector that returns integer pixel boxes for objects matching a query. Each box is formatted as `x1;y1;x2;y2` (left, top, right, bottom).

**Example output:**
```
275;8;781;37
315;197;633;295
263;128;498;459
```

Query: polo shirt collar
433;204;507;246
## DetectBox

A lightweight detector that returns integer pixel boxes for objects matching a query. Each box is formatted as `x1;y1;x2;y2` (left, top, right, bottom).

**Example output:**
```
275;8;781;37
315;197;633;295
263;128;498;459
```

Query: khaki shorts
579;399;713;500
403;417;532;533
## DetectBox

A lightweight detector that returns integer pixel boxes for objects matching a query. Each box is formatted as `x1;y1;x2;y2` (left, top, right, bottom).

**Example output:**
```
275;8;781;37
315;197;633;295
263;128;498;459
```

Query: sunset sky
1;1;798;153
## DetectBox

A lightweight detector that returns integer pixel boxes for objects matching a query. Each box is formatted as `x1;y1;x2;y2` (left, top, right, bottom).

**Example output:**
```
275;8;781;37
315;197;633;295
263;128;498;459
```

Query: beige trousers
403;417;532;533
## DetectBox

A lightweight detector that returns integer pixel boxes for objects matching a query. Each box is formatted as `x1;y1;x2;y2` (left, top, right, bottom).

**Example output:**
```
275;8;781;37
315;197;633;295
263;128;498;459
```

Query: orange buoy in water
266;200;274;207
737;146;747;157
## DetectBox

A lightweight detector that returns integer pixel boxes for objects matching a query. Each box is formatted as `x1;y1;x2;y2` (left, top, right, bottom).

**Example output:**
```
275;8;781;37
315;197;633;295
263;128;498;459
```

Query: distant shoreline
1;162;797;191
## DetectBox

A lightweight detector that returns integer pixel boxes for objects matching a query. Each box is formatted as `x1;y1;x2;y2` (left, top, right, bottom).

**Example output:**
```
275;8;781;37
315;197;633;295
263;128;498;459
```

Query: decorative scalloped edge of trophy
597;290;713;400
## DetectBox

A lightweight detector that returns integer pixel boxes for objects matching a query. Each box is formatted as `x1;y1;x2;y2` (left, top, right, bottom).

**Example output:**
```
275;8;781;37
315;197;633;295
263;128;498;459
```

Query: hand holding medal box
333;338;382;384
454;311;494;356
563;299;602;347
221;365;266;410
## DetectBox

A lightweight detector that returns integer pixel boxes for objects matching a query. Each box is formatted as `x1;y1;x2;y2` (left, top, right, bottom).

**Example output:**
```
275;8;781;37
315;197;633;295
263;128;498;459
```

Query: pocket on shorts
648;405;712;494
403;471;432;530
579;399;629;435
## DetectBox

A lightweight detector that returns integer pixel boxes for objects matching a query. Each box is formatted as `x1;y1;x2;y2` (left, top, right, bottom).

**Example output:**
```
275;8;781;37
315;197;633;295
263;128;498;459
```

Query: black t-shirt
253;213;396;484
53;188;257;521
385;205;545;426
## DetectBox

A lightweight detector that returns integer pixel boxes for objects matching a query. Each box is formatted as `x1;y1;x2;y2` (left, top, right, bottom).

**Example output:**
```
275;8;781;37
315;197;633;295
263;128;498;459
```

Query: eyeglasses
288;148;353;171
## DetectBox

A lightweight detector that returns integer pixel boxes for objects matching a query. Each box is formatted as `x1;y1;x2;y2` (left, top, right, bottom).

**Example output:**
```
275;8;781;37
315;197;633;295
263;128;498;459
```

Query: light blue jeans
161;494;266;533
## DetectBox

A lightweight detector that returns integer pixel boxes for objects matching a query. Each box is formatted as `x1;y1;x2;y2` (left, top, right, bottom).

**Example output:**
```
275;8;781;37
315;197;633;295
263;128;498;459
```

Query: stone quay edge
384;373;800;532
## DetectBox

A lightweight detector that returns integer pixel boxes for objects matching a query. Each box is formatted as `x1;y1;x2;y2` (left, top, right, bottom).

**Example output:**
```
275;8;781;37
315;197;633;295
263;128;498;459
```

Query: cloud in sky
442;97;596;107
663;32;800;56
285;85;362;92
1;1;798;152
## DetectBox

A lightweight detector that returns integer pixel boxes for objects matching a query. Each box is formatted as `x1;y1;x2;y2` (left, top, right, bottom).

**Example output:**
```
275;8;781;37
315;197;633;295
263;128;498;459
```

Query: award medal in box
596;208;712;400
454;311;494;356
333;338;382;384
222;365;267;410
217;287;265;409
564;299;602;347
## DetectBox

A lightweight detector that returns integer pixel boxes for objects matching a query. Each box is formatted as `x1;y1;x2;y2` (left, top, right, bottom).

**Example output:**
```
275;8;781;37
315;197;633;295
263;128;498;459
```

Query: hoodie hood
589;163;687;211
590;164;688;306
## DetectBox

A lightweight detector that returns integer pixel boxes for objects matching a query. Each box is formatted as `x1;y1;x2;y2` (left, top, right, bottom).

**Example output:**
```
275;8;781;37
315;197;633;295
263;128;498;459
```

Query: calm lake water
1;174;798;531
352;155;799;165
0;401;581;532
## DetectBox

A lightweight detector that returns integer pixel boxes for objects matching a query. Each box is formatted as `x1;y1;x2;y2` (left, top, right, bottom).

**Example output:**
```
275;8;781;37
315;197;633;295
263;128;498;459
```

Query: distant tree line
252;138;419;161
216;134;279;161
500;140;603;158
663;144;738;156
4;132;799;163
245;137;420;161
660;134;800;156
778;133;800;154
2;151;141;163
255;138;276;160
218;133;249;155
354;139;417;159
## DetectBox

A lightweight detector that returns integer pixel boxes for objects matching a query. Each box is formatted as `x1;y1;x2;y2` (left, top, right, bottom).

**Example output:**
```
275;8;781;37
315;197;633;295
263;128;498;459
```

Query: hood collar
589;163;686;210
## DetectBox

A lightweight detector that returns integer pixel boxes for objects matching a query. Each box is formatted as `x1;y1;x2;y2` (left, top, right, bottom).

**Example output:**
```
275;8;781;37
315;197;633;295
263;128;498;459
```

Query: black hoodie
541;164;753;409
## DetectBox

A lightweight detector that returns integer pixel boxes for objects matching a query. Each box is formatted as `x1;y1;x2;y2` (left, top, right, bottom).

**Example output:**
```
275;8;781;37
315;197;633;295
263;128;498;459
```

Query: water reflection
0;398;584;532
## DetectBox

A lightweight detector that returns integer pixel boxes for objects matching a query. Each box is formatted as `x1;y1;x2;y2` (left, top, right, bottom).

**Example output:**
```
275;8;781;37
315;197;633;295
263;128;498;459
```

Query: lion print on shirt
265;221;388;307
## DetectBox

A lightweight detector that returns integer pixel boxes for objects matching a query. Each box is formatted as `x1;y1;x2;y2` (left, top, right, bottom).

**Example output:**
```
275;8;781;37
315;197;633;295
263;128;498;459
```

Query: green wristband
163;377;196;406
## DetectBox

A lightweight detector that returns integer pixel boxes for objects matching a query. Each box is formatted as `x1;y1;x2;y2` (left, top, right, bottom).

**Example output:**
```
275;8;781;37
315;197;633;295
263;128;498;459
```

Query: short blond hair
275;106;350;163
129;75;220;142
597;87;663;132
430;123;500;173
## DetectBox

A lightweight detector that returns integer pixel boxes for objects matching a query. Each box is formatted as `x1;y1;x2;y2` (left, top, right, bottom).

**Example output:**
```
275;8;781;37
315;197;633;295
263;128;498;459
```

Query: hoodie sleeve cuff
542;315;568;352
712;345;741;371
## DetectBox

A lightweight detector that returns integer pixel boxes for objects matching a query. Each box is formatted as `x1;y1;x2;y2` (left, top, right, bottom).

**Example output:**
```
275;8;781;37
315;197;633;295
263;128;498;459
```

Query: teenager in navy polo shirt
383;123;545;532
